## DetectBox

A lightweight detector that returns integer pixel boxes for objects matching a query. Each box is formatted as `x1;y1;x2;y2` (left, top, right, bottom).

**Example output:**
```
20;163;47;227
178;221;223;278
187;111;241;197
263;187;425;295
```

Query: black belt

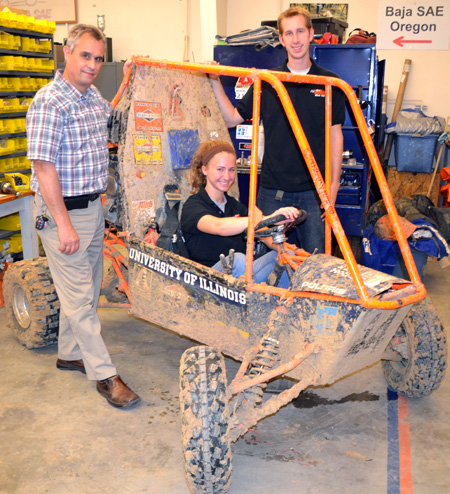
63;193;100;211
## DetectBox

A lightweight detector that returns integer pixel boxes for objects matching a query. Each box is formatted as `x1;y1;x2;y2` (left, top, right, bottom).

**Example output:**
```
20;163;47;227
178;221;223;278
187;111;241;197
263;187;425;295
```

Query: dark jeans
257;186;325;254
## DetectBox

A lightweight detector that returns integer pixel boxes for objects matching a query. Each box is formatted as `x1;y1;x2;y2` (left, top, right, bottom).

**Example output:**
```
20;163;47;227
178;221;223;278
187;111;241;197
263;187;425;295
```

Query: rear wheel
382;297;447;397
179;346;232;494
3;257;60;349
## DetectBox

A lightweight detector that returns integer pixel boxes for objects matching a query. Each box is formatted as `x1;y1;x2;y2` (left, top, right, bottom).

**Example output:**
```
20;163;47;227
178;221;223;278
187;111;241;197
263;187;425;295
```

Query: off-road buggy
3;59;447;494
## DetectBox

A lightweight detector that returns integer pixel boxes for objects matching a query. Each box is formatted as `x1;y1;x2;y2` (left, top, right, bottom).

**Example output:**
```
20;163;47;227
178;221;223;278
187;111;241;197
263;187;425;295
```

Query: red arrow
393;36;432;47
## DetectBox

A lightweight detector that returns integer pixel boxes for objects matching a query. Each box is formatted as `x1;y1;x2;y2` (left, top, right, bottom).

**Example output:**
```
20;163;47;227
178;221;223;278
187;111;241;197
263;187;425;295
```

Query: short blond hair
277;7;312;34
66;24;105;52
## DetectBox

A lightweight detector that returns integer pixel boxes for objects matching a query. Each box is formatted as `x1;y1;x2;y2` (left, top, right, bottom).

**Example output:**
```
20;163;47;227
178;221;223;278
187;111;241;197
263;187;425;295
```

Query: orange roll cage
113;57;426;311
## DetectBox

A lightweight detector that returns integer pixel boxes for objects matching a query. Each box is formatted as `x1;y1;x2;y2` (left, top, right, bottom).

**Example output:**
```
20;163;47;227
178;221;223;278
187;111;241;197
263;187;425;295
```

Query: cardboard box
0;4;27;15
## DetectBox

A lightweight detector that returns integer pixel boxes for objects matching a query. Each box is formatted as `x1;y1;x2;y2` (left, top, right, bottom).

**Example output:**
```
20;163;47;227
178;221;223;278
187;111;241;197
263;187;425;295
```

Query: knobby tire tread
179;346;232;494
4;257;60;348
382;297;447;398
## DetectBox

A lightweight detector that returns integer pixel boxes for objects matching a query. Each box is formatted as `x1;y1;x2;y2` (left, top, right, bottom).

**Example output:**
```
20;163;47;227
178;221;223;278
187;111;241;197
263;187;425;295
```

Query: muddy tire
179;346;232;494
382;297;447;397
3;257;60;349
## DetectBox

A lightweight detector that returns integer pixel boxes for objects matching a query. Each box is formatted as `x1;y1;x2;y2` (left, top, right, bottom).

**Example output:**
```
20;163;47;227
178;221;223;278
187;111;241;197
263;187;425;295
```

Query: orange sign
134;101;163;131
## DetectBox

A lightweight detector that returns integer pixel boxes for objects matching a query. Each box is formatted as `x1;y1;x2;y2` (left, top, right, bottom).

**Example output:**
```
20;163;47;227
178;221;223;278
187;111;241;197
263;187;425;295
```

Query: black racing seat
155;184;189;258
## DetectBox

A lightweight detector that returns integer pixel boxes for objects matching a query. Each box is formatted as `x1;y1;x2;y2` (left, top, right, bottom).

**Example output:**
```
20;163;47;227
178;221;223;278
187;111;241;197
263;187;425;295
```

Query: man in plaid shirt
27;24;140;408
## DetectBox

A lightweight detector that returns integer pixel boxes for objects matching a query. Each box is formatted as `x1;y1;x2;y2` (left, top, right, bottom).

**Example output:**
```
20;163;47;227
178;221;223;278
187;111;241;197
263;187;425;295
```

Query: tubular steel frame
113;57;426;310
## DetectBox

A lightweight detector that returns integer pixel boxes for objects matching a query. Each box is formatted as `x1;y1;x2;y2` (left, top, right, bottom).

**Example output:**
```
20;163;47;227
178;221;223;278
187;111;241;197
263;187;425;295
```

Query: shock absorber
243;305;288;404
245;336;280;403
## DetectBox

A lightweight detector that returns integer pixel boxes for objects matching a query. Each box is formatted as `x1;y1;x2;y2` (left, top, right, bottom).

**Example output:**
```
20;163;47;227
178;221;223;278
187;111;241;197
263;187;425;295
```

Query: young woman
180;140;300;287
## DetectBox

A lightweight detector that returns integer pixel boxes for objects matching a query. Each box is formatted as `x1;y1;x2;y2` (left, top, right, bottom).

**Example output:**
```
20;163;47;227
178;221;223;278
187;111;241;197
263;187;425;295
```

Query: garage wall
53;0;189;61
52;0;450;122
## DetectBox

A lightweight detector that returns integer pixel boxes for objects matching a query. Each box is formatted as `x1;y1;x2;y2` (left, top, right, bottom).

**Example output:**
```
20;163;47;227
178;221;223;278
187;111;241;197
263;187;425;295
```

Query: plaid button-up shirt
27;70;110;197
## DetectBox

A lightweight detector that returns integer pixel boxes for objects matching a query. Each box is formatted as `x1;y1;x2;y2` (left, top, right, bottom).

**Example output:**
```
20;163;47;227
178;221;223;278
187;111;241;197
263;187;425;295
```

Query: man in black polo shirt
209;6;346;253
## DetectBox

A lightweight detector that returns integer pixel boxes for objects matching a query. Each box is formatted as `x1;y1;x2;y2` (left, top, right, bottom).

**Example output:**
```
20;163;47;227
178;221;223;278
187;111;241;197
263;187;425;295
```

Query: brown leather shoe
56;358;86;374
96;375;141;408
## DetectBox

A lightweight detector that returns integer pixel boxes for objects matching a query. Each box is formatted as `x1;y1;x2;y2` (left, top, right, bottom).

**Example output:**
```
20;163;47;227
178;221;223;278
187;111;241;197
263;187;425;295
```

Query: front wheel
3;257;60;349
382;297;447;397
179;346;232;494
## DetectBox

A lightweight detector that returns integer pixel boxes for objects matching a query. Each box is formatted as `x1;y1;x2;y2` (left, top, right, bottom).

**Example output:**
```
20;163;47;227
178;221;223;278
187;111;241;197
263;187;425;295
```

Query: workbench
0;191;39;258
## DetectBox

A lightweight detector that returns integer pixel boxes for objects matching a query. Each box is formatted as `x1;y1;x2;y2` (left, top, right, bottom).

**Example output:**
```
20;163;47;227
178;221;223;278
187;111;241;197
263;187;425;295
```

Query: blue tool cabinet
214;43;384;238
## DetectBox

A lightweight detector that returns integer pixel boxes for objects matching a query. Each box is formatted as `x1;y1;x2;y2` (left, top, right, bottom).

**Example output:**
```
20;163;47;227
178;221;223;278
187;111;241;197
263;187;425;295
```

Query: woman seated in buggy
180;140;300;287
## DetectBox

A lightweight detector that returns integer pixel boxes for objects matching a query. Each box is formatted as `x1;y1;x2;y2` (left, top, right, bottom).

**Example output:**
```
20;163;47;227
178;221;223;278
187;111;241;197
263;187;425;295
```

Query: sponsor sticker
135;101;163;131
133;135;163;165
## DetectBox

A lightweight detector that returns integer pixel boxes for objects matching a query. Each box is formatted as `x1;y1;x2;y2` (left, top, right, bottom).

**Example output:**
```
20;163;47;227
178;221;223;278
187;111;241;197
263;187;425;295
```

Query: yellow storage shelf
0;17;53;196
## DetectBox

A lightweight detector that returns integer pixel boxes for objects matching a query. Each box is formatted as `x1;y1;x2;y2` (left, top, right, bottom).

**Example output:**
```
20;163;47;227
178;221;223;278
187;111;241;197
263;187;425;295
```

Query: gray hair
66;24;105;52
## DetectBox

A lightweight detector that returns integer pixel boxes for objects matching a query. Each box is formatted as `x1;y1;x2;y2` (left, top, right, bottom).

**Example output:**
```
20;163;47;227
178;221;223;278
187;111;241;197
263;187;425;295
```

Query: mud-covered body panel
280;298;410;383
128;236;278;360
115;65;239;239
292;254;412;298
128;237;411;385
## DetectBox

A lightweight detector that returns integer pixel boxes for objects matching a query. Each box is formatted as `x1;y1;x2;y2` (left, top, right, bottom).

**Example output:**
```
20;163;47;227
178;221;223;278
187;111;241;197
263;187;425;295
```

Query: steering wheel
253;210;307;239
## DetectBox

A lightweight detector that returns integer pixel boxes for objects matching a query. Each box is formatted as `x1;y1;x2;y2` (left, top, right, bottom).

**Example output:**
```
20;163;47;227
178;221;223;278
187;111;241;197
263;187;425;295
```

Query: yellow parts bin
4;172;30;193
0;56;54;72
0;117;26;134
0;31;20;50
2;77;50;92
0;10;56;34
0;96;32;113
21;37;51;54
0;155;30;173
0;212;21;230
0;136;27;155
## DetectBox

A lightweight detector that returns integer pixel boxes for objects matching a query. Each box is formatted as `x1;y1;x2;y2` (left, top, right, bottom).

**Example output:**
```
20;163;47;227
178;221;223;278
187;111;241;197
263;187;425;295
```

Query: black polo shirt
236;58;346;192
180;185;248;267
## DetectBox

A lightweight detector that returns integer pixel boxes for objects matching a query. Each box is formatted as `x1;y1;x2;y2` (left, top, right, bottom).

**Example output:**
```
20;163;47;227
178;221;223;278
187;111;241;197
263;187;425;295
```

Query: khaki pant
34;194;116;381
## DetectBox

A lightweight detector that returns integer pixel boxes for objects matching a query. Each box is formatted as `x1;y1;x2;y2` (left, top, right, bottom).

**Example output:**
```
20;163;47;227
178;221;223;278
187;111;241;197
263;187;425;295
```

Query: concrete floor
1;259;450;494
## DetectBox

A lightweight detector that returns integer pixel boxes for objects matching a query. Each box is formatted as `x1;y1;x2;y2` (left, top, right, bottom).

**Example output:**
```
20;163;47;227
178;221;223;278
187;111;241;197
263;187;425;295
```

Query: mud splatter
292;391;379;409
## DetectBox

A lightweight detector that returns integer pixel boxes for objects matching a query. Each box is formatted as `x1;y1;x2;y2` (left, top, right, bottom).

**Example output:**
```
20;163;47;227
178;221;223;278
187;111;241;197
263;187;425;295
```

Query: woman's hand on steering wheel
253;207;307;239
